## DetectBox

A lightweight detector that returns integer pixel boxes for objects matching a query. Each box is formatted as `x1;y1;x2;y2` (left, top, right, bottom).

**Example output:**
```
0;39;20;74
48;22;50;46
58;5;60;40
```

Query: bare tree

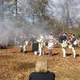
29;0;48;22
46;0;80;30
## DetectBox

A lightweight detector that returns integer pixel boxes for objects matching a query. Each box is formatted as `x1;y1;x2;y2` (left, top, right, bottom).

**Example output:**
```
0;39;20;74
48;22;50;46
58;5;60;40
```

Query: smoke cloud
0;14;49;46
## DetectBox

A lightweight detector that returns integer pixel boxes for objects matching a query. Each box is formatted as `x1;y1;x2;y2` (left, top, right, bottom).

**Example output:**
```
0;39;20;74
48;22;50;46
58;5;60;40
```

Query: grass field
0;47;80;80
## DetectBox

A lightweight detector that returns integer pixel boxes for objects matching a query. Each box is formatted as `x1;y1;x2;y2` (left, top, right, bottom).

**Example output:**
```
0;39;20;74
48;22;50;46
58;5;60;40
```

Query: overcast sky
1;0;80;24
46;0;80;22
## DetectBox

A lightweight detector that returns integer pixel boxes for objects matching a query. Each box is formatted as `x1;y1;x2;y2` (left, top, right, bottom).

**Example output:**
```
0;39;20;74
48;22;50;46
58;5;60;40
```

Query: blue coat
59;35;67;43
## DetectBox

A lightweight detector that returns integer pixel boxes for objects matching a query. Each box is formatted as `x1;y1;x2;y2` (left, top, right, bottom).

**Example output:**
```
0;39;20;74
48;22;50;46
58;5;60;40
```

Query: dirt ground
0;47;80;80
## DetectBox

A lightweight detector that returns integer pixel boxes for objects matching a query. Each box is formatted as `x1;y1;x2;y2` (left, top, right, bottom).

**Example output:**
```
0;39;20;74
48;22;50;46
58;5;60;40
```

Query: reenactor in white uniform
20;40;29;53
37;35;45;56
47;33;54;56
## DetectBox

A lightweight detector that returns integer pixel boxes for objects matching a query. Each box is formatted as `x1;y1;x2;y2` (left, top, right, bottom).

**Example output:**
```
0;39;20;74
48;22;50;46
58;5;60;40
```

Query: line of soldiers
19;32;78;58
19;35;44;56
19;33;56;56
59;32;78;58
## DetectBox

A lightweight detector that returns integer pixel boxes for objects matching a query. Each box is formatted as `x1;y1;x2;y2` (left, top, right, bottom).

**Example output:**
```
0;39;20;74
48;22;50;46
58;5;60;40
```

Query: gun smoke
0;15;49;47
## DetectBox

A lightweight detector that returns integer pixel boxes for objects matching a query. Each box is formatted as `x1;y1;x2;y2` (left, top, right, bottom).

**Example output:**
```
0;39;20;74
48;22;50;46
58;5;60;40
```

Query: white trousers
62;45;76;58
62;48;66;58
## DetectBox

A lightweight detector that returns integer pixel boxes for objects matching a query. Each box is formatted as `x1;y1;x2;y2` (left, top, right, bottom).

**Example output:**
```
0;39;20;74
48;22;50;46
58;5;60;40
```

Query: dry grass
0;47;80;80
